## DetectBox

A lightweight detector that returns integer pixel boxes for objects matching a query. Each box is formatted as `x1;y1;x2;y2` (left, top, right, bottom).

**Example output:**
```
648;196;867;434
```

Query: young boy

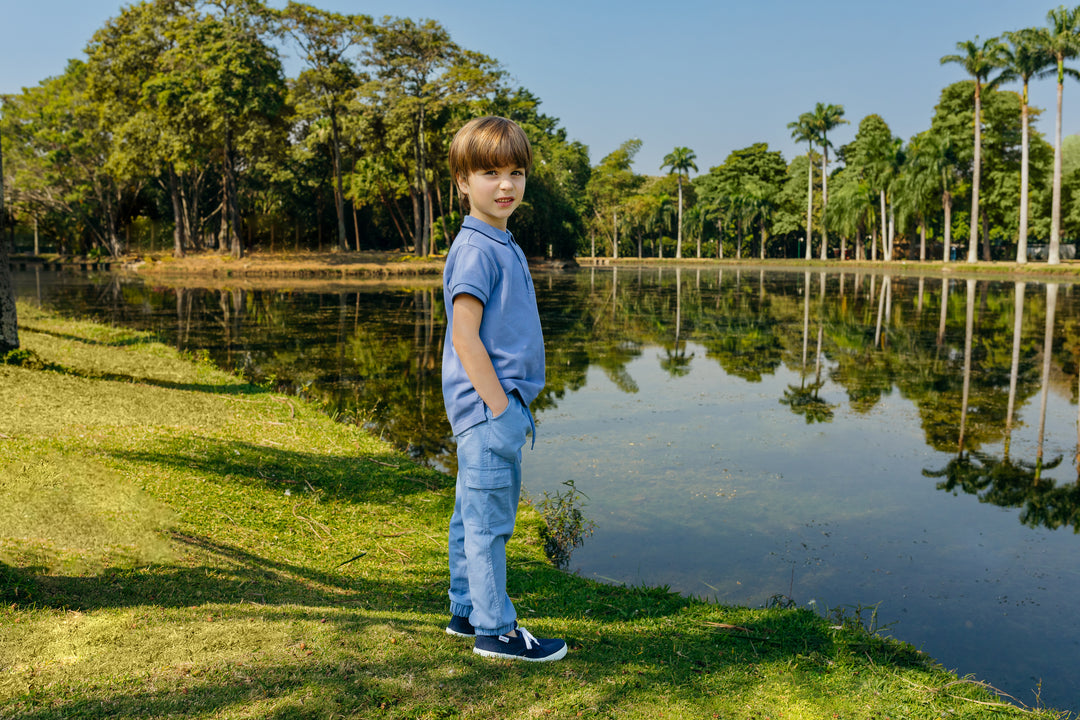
441;116;567;662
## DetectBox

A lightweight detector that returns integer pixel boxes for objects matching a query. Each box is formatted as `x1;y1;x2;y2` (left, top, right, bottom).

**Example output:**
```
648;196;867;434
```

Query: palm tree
788;113;817;260
896;137;938;262
941;36;1007;262
1001;29;1053;264
1034;7;1080;264
661;147;698;259
809;103;848;260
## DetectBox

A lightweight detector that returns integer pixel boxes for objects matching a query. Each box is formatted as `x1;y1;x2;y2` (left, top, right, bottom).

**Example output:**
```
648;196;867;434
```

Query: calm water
13;266;1080;712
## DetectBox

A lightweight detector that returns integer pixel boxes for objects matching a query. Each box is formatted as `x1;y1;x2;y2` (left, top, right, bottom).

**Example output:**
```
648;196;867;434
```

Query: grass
0;303;1068;719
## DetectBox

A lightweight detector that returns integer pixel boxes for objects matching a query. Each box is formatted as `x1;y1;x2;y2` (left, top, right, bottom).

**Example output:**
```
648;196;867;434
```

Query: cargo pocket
464;465;513;490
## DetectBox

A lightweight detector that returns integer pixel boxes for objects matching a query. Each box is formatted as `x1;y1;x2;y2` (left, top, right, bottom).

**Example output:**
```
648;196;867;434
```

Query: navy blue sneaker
445;615;475;637
473;627;567;662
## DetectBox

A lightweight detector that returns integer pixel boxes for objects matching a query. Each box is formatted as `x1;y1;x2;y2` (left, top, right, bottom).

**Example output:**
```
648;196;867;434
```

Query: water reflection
14;267;1080;711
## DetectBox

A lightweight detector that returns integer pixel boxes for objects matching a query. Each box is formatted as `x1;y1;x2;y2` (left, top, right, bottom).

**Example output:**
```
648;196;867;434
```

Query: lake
13;265;1080;713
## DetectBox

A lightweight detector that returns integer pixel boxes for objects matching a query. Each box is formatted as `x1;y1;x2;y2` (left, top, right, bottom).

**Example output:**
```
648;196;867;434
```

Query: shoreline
12;249;1080;285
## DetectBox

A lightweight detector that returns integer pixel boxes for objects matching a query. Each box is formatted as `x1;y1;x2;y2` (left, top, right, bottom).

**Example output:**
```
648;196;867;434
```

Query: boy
441;116;567;662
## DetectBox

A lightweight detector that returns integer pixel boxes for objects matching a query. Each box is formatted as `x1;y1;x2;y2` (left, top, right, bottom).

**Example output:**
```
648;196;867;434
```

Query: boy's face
457;165;526;232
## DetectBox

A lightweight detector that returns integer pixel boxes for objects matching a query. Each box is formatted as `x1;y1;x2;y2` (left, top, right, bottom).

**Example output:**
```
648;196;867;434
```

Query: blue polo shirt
442;216;545;436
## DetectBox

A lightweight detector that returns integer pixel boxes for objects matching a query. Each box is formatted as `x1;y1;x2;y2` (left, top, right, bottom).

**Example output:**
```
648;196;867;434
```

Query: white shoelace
516;627;539;650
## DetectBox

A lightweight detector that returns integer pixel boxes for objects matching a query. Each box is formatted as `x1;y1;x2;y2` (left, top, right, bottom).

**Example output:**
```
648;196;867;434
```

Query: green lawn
0;304;1066;719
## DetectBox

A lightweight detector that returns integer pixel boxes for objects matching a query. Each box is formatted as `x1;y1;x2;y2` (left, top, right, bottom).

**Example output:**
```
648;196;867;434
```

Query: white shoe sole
473;644;567;662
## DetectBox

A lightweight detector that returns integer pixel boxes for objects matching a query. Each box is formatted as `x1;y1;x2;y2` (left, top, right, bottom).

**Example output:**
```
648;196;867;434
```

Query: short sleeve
447;241;496;305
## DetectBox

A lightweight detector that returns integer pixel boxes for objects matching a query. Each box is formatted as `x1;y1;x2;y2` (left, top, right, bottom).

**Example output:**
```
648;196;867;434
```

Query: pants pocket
487;397;528;462
464;465;513;490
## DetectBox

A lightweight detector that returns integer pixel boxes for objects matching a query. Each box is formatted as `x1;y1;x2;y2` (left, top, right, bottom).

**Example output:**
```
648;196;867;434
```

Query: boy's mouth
496;198;515;206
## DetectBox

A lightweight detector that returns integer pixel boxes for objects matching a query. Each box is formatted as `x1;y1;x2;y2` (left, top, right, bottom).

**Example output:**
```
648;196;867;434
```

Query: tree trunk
879;190;887;260
968;82;982;263
675;176;683;259
330;114;348;252
1017;83;1030;264
888;207;895;260
820;147;828;260
919;215;927;261
1049;73;1064;264
613;210;619;259
943;191;953;262
167;166;186;258
981;208;991;261
805;150;813;260
416;105;432;257
0;130;18;354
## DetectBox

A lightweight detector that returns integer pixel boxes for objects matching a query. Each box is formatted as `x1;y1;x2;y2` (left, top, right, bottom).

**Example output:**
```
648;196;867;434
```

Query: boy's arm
452;293;510;417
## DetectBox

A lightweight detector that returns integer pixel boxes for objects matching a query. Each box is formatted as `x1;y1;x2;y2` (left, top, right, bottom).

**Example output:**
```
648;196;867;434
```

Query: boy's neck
468;212;509;233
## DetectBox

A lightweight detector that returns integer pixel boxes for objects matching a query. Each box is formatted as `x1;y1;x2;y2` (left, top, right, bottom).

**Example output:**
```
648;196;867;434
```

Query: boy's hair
449;116;533;188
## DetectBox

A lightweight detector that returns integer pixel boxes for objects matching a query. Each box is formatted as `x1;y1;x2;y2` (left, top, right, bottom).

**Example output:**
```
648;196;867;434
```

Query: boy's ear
455;173;469;196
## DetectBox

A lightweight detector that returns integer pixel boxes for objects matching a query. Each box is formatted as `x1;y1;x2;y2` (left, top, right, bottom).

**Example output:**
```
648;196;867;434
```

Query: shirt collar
462;215;512;245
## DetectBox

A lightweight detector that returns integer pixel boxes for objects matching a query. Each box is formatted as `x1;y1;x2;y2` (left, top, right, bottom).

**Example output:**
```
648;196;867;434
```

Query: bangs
449;117;533;178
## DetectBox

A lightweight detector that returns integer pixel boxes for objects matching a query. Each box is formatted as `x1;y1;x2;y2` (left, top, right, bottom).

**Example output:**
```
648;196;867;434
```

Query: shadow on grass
1;532;418;612
104;436;453;505
19;325;163;348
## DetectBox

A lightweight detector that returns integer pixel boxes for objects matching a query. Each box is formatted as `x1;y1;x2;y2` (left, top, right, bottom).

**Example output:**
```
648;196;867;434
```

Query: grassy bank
0;306;1066;719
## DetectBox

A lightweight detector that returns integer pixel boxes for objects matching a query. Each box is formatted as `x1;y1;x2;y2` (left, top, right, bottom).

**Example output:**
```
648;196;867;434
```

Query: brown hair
448;116;533;186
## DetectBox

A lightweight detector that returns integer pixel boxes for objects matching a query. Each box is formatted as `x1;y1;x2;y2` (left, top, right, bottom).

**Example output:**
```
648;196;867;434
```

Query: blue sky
1;0;1072;176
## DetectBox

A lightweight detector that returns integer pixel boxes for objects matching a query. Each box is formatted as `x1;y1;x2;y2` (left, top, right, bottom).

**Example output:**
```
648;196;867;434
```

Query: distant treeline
1;1;1079;262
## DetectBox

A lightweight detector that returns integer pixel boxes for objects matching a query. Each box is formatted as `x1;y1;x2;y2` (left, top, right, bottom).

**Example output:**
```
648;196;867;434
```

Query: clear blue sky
1;0;1072;176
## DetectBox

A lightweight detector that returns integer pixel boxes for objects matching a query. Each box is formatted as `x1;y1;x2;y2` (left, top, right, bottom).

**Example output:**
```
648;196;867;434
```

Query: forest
3;1;1080;264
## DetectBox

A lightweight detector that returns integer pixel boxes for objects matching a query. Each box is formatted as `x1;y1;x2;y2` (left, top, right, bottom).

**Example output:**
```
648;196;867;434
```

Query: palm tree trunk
943;191;953;262
919;216;927;261
613;210;619;260
879;190;887;260
820;148;828;260
805;150;813;260
1049;73;1064;265
968;83;982;263
1017;83;1030;264
675;177;683;259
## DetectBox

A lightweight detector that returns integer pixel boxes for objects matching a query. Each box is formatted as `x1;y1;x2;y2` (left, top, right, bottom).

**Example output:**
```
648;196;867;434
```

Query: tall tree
661;146;697;259
279;2;370;252
367;16;501;256
1001;29;1052;264
906;130;960;262
787;113;817;260
1034;6;1080;264
941;35;1007;262
842;115;895;260
586;139;643;257
4;61;134;257
809;102;848;260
